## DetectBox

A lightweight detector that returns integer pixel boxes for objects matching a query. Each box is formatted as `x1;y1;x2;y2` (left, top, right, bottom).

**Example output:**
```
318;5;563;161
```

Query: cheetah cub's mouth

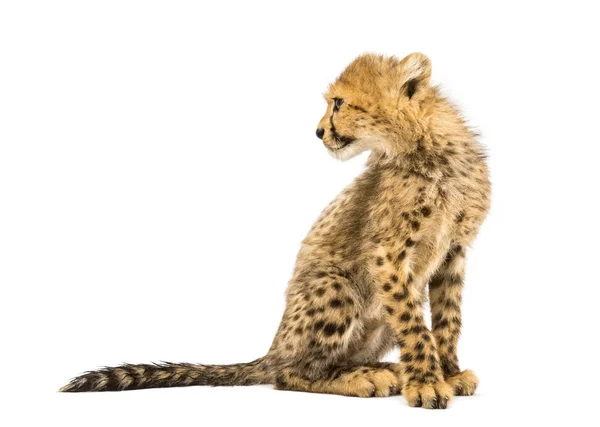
327;124;357;155
330;135;356;151
330;127;356;148
327;137;372;161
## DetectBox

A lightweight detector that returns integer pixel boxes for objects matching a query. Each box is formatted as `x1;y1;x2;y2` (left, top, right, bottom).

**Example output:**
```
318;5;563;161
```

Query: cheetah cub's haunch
61;53;490;410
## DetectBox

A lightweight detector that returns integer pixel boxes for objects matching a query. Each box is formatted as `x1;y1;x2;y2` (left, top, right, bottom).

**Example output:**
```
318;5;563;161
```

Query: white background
1;1;599;425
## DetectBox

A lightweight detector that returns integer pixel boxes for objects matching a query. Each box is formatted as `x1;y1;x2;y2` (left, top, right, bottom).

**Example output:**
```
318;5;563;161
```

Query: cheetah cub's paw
368;368;402;397
402;380;453;409
342;368;400;397
446;370;479;396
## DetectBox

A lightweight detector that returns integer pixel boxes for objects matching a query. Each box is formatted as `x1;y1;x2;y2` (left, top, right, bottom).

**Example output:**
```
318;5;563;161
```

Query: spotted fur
61;53;490;409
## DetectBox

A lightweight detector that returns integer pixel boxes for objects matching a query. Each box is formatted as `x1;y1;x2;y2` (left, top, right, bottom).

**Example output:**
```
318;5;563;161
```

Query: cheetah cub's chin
327;137;391;161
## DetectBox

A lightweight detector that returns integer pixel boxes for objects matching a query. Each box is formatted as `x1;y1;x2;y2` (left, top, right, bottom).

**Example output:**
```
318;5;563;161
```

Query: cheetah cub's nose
316;128;325;139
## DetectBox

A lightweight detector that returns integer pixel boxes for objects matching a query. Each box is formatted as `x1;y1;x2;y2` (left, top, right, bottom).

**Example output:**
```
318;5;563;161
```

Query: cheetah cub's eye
333;98;344;111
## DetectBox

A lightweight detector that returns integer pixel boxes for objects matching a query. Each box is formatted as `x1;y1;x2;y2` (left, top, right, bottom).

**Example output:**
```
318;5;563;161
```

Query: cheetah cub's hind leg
429;244;479;396
269;266;400;397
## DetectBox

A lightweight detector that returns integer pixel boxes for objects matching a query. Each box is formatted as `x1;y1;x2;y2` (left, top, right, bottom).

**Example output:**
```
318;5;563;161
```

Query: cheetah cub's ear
395;52;432;99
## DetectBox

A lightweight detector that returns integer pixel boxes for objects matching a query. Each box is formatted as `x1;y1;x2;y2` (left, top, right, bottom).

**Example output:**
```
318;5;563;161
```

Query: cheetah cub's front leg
374;243;453;409
429;244;479;396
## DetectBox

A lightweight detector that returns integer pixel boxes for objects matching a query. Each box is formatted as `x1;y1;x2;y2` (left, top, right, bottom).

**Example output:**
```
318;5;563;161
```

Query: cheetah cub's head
316;52;433;160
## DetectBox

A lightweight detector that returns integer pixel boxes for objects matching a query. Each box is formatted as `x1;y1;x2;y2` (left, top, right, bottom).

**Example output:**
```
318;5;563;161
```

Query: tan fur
61;53;490;410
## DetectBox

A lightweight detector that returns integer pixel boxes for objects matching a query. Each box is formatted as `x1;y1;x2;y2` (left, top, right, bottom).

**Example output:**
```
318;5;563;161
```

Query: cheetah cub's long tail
59;357;271;392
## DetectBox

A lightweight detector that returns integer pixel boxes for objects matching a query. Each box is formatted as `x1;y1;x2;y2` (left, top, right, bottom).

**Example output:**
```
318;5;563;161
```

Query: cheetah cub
61;53;490;410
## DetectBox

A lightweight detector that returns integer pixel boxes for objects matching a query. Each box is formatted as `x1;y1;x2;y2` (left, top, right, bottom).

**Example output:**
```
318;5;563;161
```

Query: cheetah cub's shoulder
61;53;490;410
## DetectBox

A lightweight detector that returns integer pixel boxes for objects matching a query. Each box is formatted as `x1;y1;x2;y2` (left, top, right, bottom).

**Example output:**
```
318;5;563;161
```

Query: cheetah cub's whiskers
61;53;490;410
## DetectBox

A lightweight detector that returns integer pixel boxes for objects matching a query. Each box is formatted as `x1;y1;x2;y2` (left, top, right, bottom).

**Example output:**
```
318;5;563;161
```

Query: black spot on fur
437;318;449;328
401;353;413;363
329;298;344;308
450;274;463;285
429;275;444;289
393;291;407;301
409;325;425;334
323;323;337;336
